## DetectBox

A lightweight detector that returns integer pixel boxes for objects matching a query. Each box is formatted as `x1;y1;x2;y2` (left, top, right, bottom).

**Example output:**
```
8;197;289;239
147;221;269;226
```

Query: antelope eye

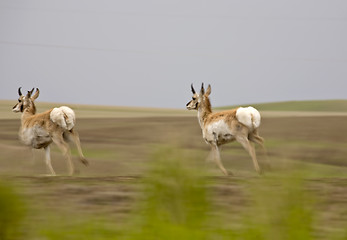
192;97;196;100
18;99;21;102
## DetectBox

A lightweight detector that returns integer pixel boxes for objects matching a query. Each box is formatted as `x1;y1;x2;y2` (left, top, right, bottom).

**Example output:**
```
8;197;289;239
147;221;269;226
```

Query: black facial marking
194;102;198;109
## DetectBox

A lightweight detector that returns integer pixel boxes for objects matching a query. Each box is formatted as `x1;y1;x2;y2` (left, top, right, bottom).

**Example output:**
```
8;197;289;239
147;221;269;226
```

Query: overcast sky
1;0;346;108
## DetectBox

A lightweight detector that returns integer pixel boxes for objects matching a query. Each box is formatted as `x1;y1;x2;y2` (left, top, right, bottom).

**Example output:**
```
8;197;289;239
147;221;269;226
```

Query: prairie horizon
2;99;347;120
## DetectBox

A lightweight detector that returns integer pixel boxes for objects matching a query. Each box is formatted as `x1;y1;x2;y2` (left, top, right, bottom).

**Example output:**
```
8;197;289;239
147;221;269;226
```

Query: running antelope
186;83;265;175
12;88;88;175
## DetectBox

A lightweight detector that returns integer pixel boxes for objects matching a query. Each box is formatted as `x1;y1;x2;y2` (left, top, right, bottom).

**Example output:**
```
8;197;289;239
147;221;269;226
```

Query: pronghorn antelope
12;87;88;175
186;83;265;175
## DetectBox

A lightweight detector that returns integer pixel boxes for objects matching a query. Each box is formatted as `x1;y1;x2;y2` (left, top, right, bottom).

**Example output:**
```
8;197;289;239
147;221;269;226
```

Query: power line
1;40;346;63
1;5;347;22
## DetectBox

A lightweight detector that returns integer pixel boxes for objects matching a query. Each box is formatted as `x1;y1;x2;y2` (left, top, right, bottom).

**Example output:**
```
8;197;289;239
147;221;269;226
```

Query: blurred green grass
0;181;26;240
1;147;347;239
220;99;347;112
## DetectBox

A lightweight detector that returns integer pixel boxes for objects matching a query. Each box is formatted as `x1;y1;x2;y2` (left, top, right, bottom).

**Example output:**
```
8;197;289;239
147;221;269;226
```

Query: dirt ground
2;115;347;174
1;115;347;238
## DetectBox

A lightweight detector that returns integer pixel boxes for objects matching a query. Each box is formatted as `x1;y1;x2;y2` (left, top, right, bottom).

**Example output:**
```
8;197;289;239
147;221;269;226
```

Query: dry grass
0;100;347;239
1;100;191;119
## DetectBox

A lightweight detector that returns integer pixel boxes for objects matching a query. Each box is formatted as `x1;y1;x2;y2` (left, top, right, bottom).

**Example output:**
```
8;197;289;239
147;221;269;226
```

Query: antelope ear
31;88;40;100
200;83;205;95
205;84;211;96
26;88;34;98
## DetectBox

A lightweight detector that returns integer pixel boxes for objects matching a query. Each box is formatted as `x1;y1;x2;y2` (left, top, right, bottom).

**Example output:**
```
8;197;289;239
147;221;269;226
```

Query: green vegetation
220;99;347;112
241;174;315;240
0;182;25;240
1;147;347;239
125;147;210;240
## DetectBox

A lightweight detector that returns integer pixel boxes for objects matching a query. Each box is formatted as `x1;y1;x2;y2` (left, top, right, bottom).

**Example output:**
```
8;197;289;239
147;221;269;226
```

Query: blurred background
1;1;347;239
1;0;347;108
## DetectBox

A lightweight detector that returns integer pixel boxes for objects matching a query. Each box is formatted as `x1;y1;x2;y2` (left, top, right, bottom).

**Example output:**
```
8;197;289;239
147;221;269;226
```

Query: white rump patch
50;106;76;130
236;106;261;129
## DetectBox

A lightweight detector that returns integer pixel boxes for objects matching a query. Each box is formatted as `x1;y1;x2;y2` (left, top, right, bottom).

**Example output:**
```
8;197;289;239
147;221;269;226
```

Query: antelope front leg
44;146;56;175
210;143;230;176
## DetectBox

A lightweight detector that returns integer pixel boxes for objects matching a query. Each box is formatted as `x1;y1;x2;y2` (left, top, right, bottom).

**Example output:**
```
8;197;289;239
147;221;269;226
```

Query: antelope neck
197;101;212;129
21;102;36;120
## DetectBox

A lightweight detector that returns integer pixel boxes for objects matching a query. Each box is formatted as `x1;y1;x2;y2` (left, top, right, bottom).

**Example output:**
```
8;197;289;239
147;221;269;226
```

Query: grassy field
0;100;191;119
221;99;347;112
0;100;347;239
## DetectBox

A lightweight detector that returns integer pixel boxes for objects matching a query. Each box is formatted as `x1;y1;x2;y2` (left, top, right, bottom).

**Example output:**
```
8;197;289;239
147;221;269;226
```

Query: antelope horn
18;87;22;96
191;84;196;94
200;83;205;94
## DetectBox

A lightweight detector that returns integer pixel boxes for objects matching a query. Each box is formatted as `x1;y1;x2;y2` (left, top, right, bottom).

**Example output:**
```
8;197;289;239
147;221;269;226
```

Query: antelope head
186;83;211;110
12;87;40;113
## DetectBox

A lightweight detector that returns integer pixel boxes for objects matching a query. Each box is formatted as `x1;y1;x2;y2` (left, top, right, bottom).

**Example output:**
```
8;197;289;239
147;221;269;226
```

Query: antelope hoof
224;170;234;176
80;158;89;166
41;173;56;177
222;169;232;176
47;170;56;176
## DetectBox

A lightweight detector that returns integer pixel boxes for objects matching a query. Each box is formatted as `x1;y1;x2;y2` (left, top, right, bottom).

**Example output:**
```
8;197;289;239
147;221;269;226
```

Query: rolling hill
220;99;347;112
1;99;347;119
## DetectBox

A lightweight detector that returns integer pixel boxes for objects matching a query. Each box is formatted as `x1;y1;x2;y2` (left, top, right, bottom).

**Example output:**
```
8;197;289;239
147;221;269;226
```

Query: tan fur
22;109;52;128
187;84;266;175
13;88;88;175
203;109;238;126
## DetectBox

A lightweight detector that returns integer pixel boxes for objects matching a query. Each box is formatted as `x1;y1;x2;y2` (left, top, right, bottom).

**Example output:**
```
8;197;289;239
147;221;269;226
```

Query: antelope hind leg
52;134;75;176
236;136;262;174
69;129;89;166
